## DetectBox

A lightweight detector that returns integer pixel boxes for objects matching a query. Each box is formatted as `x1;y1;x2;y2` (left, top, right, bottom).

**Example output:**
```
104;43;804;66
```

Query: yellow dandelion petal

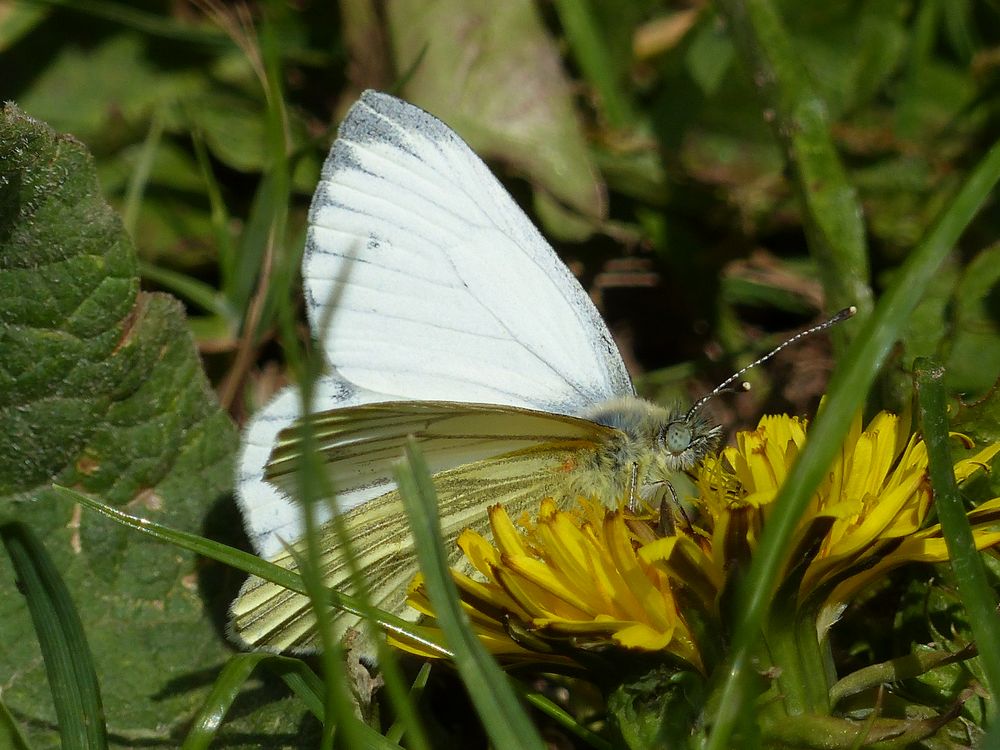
613;622;675;651
458;528;501;577
579;497;613;528
886;528;1000;564
807;476;924;592
532;615;691;660
809;497;855;521
406;573;434;616
537;496;561;521
968;495;1000;521
747;441;780;492
489;503;532;557
727;438;758;490
845;406;864;445
825;412;864;502
840;431;878;505
575;541;634;620
886;435;926;493
767;413;807;445
761;437;793;487
742;488;778;508
880;479;931;526
474;633;533;656
641;533;723;610
603;513;670;627
536;615;669;652
955;442;1000;482
825;475;922;555
498;554;597;618
535;511;594;583
531;515;629;619
452;568;529;621
402;482;731;668
821;525;1000;630
638;535;680;565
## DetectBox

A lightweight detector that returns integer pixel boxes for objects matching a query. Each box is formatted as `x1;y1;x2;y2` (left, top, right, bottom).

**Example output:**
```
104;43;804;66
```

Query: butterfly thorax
578;396;723;503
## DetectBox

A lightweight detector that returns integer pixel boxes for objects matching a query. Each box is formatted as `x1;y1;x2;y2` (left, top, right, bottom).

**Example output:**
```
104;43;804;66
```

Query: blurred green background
6;0;998;421
2;0;1000;746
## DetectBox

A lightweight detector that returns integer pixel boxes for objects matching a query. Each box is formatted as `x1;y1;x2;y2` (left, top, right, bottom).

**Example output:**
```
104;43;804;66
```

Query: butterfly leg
653;481;695;537
626;462;640;511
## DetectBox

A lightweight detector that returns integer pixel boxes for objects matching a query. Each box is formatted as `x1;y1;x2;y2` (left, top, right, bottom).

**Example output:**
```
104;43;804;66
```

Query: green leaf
0;696;32;750
0;103;317;746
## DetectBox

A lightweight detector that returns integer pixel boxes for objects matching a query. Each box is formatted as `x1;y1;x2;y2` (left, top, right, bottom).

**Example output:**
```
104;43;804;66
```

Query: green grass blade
188;117;238;305
552;0;633;128
137;260;233;319
180;653;331;749
121;108;164;236
914;358;1000;718
384;663;432;745
0;523;108;750
522;689;613;750
180;653;399;750
266;657;326;720
284;461;355;750
181;654;272;750
715;0;872;321
276;211;434;750
395;441;546;750
254;21;337;750
705;136;1000;749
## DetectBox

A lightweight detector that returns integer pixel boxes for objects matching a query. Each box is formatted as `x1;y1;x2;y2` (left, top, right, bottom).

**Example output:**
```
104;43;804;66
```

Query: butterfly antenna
686;306;857;421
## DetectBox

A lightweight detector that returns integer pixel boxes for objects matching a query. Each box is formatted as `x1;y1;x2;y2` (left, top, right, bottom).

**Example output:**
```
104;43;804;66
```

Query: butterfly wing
231;402;616;652
237;375;395;560
304;90;634;413
235;90;637;652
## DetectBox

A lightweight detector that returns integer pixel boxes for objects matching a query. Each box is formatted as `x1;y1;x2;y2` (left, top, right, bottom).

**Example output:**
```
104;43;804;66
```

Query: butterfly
230;90;850;654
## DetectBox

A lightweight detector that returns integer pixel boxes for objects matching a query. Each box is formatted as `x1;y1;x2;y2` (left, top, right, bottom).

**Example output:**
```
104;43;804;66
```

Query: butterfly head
656;306;858;474
657;409;723;472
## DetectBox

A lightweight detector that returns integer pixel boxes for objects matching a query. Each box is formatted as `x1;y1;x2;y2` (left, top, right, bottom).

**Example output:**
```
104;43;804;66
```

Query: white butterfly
230;91;726;654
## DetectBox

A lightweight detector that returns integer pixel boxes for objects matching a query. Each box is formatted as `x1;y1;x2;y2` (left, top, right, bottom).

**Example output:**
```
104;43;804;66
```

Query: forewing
230;431;606;654
304;90;634;414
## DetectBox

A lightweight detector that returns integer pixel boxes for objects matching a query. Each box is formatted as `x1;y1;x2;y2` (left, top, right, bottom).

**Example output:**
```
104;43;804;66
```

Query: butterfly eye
662;422;692;455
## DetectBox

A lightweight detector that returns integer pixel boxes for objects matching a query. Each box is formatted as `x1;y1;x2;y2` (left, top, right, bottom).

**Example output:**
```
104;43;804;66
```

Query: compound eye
663;422;692;455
